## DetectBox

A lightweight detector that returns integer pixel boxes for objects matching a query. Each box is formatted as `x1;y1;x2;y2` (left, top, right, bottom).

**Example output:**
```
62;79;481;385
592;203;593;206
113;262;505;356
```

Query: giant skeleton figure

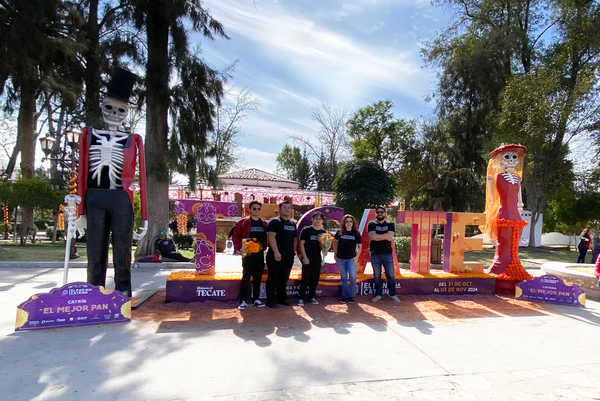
72;68;148;297
481;144;531;281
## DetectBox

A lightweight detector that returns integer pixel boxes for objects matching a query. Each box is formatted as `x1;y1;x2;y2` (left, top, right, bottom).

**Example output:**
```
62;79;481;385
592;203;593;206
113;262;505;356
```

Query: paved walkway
0;256;599;401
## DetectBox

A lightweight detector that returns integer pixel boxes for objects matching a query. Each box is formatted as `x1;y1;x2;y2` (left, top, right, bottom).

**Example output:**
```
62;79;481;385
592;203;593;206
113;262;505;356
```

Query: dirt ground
132;291;554;331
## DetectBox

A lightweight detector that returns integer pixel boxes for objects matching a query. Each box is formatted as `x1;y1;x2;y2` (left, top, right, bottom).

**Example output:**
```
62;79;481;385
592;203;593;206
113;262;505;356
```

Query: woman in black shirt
298;211;327;305
333;214;362;303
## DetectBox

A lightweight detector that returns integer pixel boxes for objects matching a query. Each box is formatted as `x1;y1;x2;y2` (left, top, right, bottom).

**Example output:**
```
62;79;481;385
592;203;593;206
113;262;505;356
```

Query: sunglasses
375;211;385;214
251;207;261;211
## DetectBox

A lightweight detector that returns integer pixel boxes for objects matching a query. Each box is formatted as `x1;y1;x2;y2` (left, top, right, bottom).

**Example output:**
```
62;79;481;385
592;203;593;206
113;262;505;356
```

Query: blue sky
197;0;451;174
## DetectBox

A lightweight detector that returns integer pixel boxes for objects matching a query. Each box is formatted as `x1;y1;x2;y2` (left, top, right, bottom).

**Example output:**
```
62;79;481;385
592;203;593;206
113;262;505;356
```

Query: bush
172;233;194;249
46;226;65;241
394;236;411;263
394;223;412;237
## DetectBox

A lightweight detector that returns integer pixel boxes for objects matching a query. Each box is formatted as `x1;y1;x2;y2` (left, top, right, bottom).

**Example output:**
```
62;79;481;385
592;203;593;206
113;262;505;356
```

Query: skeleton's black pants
85;189;134;296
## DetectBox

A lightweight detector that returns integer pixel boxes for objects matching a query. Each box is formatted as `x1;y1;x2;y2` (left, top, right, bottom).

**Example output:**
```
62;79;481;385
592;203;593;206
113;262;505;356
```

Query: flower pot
216;239;226;253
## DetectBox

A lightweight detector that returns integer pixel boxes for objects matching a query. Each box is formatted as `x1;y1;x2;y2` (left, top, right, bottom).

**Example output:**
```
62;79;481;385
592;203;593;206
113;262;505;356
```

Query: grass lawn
0;241;195;262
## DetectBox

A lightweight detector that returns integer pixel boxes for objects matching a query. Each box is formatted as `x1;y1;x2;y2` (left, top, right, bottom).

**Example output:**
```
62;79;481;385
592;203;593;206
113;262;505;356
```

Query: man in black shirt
232;201;268;309
368;207;400;302
154;231;191;262
266;201;298;308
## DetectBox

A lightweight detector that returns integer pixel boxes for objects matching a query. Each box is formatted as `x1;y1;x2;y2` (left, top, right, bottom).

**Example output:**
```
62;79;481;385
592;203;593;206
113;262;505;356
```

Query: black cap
105;67;138;103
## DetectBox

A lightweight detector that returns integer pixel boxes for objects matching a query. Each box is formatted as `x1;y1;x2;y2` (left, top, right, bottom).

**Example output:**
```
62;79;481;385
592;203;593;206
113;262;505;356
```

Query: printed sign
15;282;130;332
360;277;495;296
166;280;241;302
516;275;585;307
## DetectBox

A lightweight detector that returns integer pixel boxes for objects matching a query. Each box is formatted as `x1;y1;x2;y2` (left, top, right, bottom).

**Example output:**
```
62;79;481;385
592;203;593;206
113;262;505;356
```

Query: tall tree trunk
135;3;170;257
18;81;37;245
83;0;103;127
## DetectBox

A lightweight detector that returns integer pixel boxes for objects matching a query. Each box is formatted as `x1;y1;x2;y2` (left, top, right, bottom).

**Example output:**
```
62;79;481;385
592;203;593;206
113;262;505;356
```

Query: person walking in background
591;232;600;264
266;201;298;308
298;212;327;306
333;214;362;303
577;227;593;263
368;206;400;303
233;201;267;310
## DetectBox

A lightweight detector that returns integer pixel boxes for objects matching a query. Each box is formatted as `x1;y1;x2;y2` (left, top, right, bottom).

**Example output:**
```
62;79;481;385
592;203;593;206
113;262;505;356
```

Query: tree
169;55;226;193
202;85;260;191
276;144;312;189
426;0;600;244
10;178;65;245
347;100;416;174
0;0;84;240
332;159;396;219
131;0;228;256
290;102;350;191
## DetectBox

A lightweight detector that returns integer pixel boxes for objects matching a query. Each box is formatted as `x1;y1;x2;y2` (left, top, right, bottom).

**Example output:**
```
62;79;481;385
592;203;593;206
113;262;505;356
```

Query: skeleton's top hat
105;67;138;103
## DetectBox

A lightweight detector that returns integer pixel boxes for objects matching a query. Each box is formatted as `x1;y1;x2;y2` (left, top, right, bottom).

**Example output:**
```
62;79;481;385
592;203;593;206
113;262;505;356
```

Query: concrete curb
541;261;600;301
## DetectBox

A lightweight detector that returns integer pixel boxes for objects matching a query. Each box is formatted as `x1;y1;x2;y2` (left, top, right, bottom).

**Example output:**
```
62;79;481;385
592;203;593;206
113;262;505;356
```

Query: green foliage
133;192;142;231
11;178;65;210
347;100;416;173
216;229;227;241
46;226;64;241
394;223;412;237
394;236;411;263
276;145;313;189
172;233;194;249
332;159;396;219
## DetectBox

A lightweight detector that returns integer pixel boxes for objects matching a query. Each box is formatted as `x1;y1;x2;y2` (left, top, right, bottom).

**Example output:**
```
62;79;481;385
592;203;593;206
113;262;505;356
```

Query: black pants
86;189;133;296
266;251;295;303
299;254;321;300
239;251;265;303
162;251;190;262
577;247;588;263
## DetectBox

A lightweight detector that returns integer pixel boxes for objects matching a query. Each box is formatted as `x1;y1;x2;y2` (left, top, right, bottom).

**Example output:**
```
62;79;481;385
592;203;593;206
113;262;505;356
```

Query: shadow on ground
133;292;556;341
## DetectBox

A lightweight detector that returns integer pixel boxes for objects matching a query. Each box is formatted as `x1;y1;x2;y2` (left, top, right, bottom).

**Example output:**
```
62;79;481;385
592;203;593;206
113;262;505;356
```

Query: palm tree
131;0;228;255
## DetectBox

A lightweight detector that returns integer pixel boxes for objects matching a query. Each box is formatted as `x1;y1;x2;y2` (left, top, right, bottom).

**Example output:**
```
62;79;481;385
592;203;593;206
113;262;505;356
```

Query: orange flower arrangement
242;238;262;256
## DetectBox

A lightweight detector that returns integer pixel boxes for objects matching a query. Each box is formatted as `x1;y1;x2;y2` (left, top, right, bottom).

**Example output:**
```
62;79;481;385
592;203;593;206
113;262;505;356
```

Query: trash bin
431;238;442;264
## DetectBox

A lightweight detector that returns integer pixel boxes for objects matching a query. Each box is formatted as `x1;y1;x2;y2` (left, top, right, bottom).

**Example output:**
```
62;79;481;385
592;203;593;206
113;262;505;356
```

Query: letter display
173;200;238;274
397;211;447;274
442;212;486;273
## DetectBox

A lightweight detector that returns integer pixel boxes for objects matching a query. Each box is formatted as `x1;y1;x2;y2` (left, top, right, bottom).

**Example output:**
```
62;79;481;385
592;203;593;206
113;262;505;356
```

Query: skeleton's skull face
101;96;129;128
500;151;519;172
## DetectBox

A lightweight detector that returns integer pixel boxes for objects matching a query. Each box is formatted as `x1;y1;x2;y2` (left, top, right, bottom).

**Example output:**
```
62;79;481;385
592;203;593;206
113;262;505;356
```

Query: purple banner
166;279;343;302
359;277;495;296
15;282;130;331
166;280;241;302
516;274;585;307
173;200;237;273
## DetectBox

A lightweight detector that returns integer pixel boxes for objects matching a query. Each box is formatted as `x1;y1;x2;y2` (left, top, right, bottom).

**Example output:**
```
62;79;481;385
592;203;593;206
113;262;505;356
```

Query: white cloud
204;0;434;101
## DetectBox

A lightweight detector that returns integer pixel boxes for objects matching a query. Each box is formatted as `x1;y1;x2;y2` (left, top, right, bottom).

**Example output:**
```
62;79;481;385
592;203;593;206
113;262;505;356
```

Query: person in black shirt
232;201;268;309
266;201;298;308
333;214;362;303
298;211;327;306
368;206;400;302
154;231;191;262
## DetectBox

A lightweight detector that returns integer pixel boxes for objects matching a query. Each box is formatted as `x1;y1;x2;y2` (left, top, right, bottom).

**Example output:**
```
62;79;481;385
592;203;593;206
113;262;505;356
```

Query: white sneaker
297;299;304;306
389;295;401;303
253;300;265;308
310;298;319;305
238;301;248;310
372;295;382;302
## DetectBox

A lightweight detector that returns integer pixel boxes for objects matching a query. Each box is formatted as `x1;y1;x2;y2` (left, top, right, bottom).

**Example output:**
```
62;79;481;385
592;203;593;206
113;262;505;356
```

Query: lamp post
198;179;204;200
1;171;9;239
38;129;80;259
